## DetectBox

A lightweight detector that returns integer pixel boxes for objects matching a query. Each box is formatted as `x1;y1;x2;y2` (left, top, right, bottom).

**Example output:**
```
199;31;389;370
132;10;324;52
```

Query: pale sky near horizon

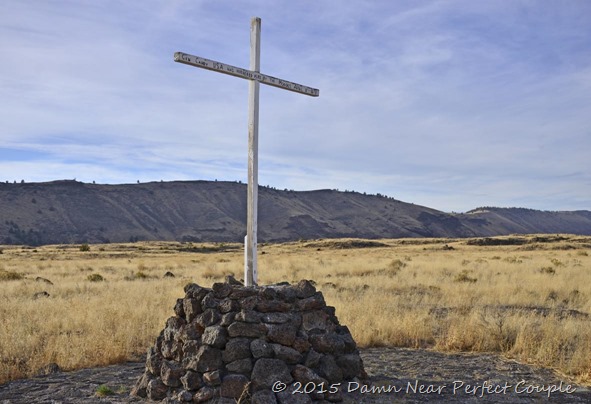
1;1;590;213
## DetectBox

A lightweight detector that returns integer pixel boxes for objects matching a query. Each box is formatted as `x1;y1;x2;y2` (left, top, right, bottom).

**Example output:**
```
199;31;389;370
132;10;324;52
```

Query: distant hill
0;180;590;245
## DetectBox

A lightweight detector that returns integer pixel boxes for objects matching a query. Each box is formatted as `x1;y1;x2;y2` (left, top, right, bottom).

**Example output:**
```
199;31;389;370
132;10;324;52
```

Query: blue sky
1;1;589;212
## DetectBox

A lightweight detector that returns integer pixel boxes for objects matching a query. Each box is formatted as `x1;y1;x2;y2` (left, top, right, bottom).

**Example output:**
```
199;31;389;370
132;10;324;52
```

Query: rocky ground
1;348;589;403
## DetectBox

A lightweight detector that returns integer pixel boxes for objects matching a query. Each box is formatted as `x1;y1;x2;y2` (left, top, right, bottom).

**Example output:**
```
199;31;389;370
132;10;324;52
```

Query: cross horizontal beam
174;51;319;97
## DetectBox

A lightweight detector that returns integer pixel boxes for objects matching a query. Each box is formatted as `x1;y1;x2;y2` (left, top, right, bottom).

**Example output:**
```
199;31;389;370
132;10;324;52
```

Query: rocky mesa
1;180;590;245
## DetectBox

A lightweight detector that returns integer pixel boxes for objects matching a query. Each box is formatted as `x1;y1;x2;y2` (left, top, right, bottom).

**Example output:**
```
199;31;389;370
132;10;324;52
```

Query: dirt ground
1;347;589;403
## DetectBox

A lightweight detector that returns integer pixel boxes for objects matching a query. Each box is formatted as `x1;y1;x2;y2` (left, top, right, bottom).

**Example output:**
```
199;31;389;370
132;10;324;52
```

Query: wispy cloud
1;0;589;212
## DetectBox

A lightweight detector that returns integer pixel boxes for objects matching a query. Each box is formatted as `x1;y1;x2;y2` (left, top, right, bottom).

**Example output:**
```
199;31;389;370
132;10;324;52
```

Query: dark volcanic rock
131;280;366;402
220;373;249;398
251;358;293;390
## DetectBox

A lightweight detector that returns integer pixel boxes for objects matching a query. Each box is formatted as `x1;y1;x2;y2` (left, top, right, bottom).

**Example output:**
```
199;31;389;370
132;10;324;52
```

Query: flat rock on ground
0;348;589;403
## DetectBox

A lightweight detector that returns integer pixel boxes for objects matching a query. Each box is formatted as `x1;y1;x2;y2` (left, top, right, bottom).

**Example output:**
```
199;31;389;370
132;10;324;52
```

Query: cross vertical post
173;17;318;287
246;17;261;286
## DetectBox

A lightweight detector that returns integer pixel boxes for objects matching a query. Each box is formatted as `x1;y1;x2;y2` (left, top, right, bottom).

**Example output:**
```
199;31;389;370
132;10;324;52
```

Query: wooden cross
174;17;319;286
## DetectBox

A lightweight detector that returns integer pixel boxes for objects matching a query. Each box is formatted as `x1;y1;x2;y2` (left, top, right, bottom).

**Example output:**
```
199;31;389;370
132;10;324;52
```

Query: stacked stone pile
131;279;366;403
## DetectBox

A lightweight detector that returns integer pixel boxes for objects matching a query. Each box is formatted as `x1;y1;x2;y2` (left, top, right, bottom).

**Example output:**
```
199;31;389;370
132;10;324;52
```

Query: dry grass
0;236;590;385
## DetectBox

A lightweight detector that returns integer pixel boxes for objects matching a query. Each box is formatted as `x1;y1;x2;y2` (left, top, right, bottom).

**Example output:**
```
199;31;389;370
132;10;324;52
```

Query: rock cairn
132;279;366;403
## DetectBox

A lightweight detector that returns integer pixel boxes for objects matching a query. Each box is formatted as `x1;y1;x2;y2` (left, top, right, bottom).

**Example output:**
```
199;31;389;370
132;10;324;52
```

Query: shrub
79;244;91;252
124;271;155;281
0;270;23;281
87;273;104;282
387;259;406;275
78;266;93;272
503;256;523;264
454;270;477;283
540;266;556;275
96;385;114;397
550;258;564;267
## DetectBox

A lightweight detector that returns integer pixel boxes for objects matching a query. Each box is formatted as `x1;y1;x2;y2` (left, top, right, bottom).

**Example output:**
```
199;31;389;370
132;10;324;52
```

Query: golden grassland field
0;235;590;386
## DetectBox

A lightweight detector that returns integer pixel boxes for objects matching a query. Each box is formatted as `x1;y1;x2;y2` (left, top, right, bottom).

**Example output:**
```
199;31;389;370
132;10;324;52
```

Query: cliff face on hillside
1;180;590;245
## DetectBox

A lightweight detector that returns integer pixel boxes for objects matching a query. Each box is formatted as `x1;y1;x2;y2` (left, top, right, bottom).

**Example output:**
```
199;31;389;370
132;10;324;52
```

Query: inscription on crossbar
174;52;319;97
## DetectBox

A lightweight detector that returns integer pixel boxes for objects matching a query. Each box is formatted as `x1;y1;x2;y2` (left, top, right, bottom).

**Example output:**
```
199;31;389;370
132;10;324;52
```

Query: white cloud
1;0;590;212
